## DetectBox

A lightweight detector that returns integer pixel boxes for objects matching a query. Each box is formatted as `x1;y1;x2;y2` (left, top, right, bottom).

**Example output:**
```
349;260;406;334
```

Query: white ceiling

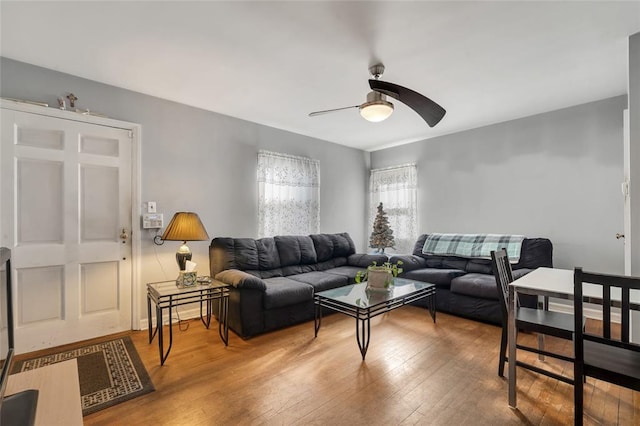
2;1;639;151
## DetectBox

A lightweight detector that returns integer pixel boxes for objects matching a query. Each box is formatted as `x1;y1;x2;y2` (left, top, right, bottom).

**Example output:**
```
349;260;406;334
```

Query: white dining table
507;267;640;408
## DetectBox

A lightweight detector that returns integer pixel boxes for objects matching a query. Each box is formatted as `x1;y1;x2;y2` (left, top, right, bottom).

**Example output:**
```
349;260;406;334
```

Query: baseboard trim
549;301;621;323
140;306;203;330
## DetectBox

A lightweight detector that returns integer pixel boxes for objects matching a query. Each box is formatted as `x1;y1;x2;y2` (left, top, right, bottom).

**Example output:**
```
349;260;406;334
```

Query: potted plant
355;260;403;291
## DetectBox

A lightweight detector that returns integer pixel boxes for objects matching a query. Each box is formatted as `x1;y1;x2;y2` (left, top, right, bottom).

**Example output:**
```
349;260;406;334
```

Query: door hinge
128;130;133;138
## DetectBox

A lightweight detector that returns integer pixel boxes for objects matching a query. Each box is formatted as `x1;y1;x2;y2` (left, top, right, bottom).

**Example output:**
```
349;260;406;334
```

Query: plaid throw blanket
422;233;525;262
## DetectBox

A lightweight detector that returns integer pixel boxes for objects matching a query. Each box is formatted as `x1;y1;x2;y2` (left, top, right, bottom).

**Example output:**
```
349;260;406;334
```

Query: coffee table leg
429;290;436;322
314;297;322;337
355;314;371;361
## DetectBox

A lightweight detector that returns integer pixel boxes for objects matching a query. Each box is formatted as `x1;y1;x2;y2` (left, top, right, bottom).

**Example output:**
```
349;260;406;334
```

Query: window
369;164;418;254
257;150;320;237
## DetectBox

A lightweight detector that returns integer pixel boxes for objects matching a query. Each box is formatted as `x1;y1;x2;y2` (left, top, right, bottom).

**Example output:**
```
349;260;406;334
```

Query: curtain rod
371;163;416;173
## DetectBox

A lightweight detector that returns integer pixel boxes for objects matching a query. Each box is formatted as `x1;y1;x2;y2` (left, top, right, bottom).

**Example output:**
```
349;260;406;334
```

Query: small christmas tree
369;202;395;253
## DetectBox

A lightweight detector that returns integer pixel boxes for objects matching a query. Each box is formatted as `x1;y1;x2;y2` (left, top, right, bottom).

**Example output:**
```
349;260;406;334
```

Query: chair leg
498;325;507;377
574;365;583;425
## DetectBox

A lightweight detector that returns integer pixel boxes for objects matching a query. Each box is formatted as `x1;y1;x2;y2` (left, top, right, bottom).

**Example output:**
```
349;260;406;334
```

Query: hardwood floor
64;308;638;425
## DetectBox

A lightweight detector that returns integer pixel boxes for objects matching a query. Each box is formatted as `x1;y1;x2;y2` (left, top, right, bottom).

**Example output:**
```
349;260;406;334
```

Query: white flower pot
366;267;394;291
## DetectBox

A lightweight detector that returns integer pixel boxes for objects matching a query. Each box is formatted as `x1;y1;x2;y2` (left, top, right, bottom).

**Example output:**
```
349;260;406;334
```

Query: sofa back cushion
512;238;553;269
310;233;356;262
209;237;283;279
275;236;317;267
411;234;553;271
210;233;359;278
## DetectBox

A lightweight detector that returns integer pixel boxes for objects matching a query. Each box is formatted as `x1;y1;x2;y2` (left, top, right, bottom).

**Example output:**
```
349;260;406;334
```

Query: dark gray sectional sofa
209;233;387;338
389;234;553;324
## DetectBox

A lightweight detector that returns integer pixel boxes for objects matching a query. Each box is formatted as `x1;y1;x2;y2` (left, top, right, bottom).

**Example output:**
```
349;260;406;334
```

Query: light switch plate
142;213;163;229
147;201;157;213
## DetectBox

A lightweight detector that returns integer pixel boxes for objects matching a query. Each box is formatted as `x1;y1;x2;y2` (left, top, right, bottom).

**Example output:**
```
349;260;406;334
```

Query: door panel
17;158;64;244
80;165;119;242
16;266;64;324
1;109;133;353
81;261;119;313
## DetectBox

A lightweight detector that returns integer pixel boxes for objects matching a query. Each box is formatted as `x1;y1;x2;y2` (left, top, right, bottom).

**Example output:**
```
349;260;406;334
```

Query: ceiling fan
308;64;446;127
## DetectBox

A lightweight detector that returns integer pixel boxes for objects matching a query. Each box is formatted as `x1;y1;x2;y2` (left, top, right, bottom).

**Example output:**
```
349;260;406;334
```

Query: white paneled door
1;107;133;353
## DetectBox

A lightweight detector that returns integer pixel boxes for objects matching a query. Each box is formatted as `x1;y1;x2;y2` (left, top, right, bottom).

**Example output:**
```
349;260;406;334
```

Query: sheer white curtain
257;150;320;237
369;164;418;254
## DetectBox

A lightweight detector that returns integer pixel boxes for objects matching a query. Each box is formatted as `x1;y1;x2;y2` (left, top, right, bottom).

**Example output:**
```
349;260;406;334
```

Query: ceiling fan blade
308;105;359;117
369;79;446;127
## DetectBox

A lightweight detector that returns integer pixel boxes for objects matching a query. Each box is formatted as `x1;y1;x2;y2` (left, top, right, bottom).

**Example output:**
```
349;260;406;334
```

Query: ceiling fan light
360;102;394;122
359;92;394;122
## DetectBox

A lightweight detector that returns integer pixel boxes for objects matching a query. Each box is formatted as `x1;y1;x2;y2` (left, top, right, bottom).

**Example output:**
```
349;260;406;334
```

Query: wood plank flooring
29;308;639;425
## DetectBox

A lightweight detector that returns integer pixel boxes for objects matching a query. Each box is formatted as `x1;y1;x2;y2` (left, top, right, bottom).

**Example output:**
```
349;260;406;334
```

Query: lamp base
176;242;192;271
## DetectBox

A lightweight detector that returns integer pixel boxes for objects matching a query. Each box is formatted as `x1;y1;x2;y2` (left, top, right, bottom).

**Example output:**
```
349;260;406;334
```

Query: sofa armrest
214;269;267;291
347;253;389;268
388;254;427;272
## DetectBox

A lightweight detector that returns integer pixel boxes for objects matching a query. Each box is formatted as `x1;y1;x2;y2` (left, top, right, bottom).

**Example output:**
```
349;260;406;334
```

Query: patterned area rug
12;336;154;416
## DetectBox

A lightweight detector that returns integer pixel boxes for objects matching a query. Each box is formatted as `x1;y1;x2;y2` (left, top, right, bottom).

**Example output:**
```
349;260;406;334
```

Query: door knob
616;233;625;239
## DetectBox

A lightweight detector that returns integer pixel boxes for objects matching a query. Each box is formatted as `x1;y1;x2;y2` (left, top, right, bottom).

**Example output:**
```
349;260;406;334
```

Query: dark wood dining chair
573;268;640;426
491;249;575;383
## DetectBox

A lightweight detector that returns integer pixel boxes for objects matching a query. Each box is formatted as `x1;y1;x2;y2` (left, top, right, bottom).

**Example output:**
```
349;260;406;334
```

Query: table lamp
161;212;210;271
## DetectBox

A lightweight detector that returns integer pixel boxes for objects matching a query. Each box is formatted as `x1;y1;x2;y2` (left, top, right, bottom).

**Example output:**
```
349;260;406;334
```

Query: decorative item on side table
369;202;395;253
355;260;403;292
159;212;209;286
176;270;198;288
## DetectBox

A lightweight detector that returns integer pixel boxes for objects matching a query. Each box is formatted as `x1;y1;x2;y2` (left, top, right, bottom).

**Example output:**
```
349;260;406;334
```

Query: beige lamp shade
161;212;209;242
161;212;209;271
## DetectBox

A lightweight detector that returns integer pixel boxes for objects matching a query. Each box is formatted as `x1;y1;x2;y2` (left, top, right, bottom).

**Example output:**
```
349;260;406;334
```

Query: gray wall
0;57;370;322
1;56;631;323
371;96;627;274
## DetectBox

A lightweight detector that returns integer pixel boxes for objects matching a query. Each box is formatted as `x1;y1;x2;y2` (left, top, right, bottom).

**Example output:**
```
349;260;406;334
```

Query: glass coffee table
314;278;436;360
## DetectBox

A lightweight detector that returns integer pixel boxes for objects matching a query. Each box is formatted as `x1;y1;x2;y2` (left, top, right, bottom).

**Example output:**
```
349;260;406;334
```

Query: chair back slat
622;288;630;342
491;249;514;317
603;285;611;339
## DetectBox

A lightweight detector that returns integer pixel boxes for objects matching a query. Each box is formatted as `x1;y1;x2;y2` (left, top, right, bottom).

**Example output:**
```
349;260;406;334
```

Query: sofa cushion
330;232;356;257
466;258;493;274
425;256;445;268
412;234;429;256
315;257;348;271
275;236;317;266
324;266;363;283
281;264;319;276
256;237;281;270
310;233;356;262
289;271;348;292
388;255;427;273
512;268;533;280
412;234;553;271
513;239;553;269
442;257;468;270
346;253;389;268
262;277;314;310
402;268;466;288
310;234;334;262
229;238;259;270
450;273;499;300
238;237;284;279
